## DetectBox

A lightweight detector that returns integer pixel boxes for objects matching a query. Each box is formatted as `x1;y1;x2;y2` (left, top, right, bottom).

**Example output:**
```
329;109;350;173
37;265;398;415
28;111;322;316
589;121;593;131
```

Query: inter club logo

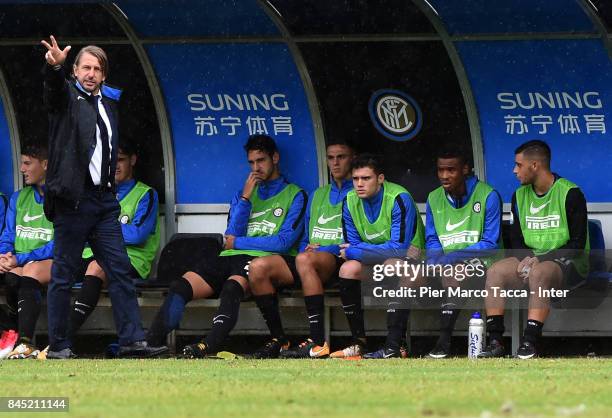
368;89;423;141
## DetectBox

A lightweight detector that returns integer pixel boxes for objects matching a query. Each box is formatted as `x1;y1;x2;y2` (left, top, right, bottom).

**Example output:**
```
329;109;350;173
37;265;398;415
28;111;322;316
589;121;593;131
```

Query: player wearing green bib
422;147;502;358
480;140;589;359
68;143;160;341
146;135;306;359
332;154;425;359
0;144;53;359
247;142;355;359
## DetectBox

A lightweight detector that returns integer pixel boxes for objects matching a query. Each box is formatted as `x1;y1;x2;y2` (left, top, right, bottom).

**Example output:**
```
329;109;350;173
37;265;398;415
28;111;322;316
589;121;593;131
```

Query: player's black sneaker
516;341;537;359
477;339;505;358
363;346;402;359
251;338;290;359
182;341;208;359
280;339;329;359
428;339;451;359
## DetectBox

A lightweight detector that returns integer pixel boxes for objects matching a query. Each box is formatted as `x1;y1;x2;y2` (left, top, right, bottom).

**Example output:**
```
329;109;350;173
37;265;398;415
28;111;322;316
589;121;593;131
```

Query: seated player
0;189;11;336
68;142;160;341
408;146;502;358
479;140;589;359
146;135;306;358
0;144;53;359
247;142;354;358
335;154;424;359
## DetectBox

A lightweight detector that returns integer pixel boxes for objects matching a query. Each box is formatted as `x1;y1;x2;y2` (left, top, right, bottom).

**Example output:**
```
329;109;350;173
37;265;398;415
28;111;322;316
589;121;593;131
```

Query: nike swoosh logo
213;314;230;322
317;214;341;225
250;208;271;219
308;314;319;319
364;231;384;240
446;216;470;232
77;96;86;100
342;304;355;309
309;346;326;357
75;302;91;308
530;201;551;214
383;352;395;358
23;213;43;222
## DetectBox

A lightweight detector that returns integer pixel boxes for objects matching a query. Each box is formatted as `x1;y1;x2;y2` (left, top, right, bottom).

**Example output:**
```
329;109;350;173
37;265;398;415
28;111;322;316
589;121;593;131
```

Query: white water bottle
468;312;485;359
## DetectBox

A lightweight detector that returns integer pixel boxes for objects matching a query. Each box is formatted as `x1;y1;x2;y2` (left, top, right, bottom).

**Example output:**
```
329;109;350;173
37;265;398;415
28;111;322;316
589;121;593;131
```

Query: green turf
1;358;610;417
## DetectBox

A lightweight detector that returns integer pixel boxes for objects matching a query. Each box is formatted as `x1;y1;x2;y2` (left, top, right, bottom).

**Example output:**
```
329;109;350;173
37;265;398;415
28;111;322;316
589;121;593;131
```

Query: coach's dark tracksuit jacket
43;65;122;219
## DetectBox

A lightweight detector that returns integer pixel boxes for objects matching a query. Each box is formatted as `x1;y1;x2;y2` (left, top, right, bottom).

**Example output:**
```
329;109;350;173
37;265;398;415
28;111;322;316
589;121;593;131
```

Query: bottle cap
471;312;482;319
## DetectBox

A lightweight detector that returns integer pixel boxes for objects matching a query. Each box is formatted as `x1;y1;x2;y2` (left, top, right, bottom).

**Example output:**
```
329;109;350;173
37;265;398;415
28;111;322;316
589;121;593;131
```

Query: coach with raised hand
41;35;166;359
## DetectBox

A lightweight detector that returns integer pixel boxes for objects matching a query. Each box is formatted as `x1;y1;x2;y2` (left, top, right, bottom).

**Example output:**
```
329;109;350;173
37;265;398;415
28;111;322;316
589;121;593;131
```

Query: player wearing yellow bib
247;142;355;359
68;143;160;341
479;140;589;359
333;154;425;359
0;144;53;359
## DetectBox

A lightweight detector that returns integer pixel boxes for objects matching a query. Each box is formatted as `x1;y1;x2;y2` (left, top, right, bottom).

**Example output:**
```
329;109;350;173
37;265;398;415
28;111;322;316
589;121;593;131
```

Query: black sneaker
478;339;505;358
182;341;208;359
363;347;402;359
117;341;169;358
516;341;537;359
280;339;329;359
251;338;290;359
428;339;451;359
46;347;77;360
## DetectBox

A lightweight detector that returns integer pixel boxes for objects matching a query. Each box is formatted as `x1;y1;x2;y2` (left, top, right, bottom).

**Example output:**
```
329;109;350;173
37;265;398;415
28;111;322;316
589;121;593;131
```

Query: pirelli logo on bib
311;226;342;241
248;220;277;235
525;215;560;230
16;226;53;242
439;231;480;247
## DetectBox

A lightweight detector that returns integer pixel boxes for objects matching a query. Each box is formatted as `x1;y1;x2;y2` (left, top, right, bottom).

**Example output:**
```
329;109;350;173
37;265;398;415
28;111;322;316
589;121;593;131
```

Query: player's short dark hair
21;143;48;161
515;140;551;167
243;134;278;158
437;145;471;168
118;141;138;156
326;140;354;151
352;153;384;176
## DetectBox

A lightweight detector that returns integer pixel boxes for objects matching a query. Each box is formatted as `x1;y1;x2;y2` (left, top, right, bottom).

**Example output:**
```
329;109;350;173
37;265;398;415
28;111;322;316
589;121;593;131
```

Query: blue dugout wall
0;0;610;239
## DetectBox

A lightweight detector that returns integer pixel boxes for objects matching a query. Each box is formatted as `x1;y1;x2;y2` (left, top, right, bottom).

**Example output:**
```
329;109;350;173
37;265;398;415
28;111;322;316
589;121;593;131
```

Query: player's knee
247;258;268;283
170;277;194;302
86;260;105;278
296;252;314;271
527;266;553;289
339;260;361;279
486;260;511;286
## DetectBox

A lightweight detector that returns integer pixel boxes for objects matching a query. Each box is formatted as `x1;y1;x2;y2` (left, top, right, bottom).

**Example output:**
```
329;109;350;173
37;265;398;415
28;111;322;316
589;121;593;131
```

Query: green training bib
516;178;589;276
428;181;501;267
14;187;53;254
346;181;424;249
221;183;302;257
308;184;344;246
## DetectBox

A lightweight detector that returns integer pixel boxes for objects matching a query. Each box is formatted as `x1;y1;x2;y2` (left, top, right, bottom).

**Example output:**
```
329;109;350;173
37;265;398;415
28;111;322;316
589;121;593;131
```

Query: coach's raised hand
41;35;71;66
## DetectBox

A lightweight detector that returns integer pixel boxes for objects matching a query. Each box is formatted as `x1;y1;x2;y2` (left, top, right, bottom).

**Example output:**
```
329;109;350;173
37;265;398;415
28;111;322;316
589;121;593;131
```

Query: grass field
1;358;611;417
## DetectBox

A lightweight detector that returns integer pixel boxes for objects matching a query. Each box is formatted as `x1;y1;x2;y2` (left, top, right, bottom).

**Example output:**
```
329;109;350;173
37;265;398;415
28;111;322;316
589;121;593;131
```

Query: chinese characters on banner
187;93;294;137
498;91;606;135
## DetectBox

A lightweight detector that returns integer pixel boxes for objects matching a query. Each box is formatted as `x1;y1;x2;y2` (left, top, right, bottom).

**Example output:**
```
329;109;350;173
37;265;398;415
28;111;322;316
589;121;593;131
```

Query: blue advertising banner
115;0;278;38
146;43;318;204
456;39;612;202
429;0;594;35
0;99;13;195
